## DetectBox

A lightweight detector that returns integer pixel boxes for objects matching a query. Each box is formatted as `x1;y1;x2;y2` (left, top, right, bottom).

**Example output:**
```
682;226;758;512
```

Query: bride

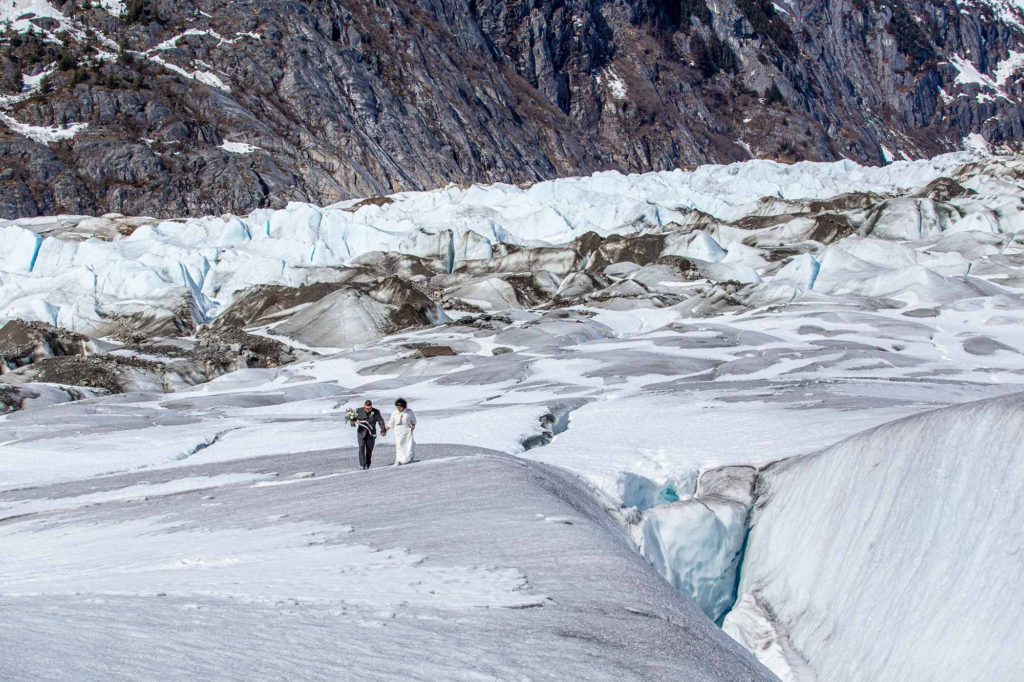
386;398;417;465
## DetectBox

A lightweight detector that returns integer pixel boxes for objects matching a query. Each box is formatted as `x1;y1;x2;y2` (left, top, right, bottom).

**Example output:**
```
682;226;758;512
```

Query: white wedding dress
387;408;416;465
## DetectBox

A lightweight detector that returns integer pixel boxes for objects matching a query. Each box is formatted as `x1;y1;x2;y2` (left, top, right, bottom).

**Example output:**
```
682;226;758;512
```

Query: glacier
725;395;1024;681
0;444;773;681
0;150;1008;335
2;150;1024;679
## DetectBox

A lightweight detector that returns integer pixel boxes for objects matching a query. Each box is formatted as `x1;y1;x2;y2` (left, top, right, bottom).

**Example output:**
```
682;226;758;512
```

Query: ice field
2;152;1024;680
0;151;1011;335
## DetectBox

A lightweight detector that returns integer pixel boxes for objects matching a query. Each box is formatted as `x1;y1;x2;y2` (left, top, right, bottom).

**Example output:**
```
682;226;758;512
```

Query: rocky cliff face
1;0;1023;219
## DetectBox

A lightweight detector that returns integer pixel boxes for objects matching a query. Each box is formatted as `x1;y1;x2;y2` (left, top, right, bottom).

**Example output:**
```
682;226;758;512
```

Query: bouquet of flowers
345;408;358;427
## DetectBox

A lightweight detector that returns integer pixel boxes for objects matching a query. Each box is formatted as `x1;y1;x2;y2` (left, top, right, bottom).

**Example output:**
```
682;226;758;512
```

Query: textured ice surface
726;395;1024;681
0;444;772;681
3;152;1024;679
0;151;1015;335
2;289;1023;678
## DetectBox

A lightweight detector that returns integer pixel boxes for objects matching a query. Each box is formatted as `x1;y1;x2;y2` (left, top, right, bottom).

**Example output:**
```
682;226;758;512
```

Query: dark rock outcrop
1;0;1022;219
0;324;296;394
0;320;91;369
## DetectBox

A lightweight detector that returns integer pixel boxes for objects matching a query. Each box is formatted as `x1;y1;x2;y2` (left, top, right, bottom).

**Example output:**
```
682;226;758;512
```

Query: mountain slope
1;0;1024;215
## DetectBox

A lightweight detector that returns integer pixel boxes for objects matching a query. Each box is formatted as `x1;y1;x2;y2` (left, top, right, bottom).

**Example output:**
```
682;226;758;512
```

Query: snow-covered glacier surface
0;444;772;681
726;395;1024;682
3;152;1024;679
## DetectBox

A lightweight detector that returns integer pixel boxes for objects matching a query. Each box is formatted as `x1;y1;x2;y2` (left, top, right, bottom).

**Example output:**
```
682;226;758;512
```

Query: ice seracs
639;466;756;623
0;151;1020;339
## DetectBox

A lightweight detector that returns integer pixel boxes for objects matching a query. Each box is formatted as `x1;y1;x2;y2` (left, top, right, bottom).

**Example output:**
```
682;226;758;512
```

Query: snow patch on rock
0;113;88;145
219;140;260;154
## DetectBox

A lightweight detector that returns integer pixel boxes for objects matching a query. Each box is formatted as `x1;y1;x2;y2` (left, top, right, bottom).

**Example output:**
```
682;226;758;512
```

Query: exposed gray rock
1;0;1021;219
0;325;296;394
0;320;91;370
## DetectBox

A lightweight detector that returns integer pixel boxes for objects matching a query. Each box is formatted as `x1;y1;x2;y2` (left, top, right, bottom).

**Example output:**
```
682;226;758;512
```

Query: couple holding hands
348;398;417;469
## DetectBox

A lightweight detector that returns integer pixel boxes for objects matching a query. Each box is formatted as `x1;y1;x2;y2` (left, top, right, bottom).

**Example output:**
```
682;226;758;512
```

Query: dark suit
354;407;386;468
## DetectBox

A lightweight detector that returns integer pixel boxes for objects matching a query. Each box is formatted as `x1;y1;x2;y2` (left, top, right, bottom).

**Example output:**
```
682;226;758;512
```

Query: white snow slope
0;445;772;681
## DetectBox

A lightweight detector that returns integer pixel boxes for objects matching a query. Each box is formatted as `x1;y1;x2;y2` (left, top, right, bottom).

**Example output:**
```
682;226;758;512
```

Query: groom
353;400;386;470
